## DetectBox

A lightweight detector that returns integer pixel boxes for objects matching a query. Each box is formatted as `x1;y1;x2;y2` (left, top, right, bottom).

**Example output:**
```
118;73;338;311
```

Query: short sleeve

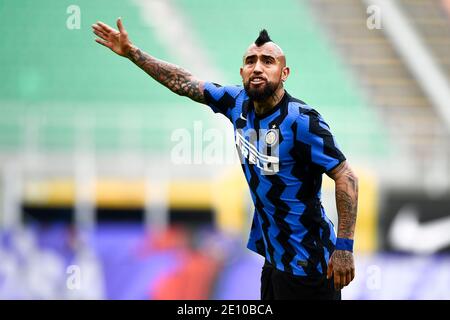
203;82;242;120
295;109;346;173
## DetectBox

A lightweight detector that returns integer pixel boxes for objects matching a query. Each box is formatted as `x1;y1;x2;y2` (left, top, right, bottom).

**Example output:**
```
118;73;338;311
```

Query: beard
244;80;279;102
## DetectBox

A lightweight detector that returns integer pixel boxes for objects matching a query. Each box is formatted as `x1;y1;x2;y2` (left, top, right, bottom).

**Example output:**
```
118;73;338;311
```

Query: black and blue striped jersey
203;82;346;276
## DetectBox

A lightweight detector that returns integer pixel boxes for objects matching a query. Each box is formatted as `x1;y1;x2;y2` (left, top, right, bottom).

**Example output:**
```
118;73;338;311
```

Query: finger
327;261;333;279
336;271;345;291
350;268;355;282
344;271;351;287
93;22;109;33
95;38;112;49
333;271;341;291
92;28;108;41
97;21;117;34
341;272;348;289
339;273;346;290
117;17;126;34
92;24;108;36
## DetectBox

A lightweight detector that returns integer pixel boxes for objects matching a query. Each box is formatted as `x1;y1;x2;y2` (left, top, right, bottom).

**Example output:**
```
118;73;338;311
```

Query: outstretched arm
325;160;358;290
92;18;206;103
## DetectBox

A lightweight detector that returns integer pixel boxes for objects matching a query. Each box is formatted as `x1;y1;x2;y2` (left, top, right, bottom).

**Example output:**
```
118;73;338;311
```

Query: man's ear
281;67;290;82
240;67;243;78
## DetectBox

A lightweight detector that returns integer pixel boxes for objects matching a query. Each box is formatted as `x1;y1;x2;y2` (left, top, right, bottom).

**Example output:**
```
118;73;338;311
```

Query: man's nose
253;60;263;73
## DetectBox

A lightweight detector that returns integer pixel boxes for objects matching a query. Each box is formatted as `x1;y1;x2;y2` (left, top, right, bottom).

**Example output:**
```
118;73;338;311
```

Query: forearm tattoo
331;162;358;239
127;46;205;103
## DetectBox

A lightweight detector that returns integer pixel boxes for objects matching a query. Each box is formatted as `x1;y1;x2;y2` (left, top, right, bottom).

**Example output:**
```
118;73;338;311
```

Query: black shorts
261;260;341;300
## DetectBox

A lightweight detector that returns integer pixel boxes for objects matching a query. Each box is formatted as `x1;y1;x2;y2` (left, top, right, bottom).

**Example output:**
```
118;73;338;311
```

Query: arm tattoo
329;162;358;239
128;46;205;103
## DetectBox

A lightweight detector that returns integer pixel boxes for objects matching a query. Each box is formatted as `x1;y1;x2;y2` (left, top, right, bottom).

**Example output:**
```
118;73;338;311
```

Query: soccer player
92;19;358;300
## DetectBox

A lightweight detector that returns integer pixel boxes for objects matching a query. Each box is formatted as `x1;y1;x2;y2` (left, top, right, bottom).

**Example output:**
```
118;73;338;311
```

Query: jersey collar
248;90;290;120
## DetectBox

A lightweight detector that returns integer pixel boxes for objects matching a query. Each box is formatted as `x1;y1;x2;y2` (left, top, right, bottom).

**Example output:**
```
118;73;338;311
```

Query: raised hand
92;18;132;57
92;18;205;103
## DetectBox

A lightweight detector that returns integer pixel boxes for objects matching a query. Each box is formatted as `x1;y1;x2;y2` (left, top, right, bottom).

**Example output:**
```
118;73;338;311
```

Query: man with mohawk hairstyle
92;19;358;300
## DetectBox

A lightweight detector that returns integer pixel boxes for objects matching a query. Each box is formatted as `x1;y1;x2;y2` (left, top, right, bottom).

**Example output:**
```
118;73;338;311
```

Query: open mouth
250;77;266;85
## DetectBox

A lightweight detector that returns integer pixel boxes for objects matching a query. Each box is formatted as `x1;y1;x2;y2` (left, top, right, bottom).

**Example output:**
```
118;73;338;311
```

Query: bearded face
240;42;288;103
244;77;279;102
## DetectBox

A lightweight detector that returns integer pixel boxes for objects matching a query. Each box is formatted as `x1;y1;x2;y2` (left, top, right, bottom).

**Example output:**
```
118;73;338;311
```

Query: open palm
92;18;132;57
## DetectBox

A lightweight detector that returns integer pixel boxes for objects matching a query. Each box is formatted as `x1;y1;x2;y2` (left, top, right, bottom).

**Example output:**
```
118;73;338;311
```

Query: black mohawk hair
254;29;272;47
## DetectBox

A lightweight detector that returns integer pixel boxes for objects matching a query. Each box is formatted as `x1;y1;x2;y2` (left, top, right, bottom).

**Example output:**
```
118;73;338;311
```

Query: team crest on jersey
265;129;278;145
235;129;279;175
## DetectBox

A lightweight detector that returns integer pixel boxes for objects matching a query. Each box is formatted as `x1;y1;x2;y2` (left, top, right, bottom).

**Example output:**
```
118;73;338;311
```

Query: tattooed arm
127;47;205;103
328;161;358;239
326;160;358;290
92;18;205;103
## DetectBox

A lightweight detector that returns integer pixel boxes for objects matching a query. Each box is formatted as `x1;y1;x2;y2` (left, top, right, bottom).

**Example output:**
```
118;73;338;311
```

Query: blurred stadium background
0;0;449;299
